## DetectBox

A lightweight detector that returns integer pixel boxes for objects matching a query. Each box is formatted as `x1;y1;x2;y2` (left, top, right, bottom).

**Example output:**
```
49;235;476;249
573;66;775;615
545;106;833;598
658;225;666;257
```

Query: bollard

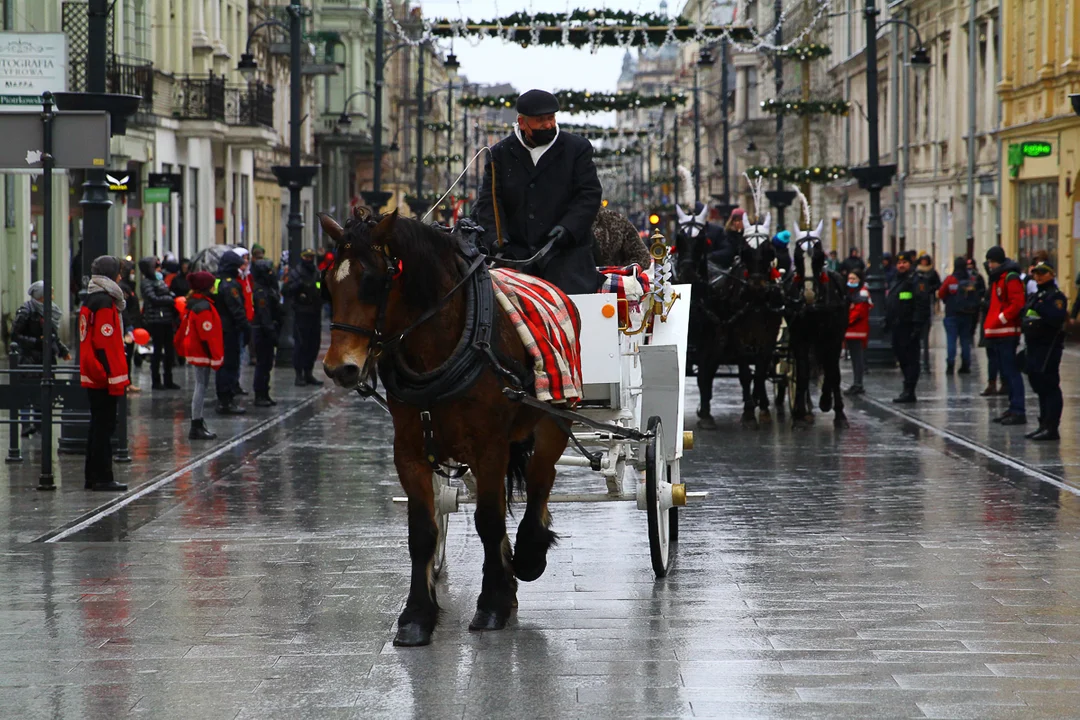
114;393;131;463
6;406;21;463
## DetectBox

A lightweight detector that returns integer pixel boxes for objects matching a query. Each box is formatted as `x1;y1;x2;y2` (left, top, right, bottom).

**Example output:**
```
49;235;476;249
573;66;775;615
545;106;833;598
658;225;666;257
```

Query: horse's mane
338;209;459;309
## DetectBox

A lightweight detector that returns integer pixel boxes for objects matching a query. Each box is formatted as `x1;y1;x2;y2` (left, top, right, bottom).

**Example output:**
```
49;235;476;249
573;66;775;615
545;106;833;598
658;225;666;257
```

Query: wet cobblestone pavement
3;330;1080;719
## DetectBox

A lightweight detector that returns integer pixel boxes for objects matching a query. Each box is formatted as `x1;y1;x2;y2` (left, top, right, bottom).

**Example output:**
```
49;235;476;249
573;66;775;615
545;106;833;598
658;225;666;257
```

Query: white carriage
424;235;696;579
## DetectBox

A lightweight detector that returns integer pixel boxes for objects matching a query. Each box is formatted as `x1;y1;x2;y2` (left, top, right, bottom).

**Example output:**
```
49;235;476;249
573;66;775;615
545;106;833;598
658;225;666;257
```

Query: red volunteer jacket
174;294;224;368
79;294;130;395
240;274;255;322
983;266;1025;339
845;286;872;347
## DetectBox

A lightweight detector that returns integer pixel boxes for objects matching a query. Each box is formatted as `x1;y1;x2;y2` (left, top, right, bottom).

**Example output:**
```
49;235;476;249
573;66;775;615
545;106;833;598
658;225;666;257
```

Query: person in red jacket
843;270;871;395
234;248;255;391
175;271;224;440
983;246;1027;425
80;256;131;492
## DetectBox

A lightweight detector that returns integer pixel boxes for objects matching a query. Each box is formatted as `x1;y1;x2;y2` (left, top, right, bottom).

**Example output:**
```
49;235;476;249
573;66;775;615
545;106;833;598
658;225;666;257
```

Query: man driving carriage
472;89;604;295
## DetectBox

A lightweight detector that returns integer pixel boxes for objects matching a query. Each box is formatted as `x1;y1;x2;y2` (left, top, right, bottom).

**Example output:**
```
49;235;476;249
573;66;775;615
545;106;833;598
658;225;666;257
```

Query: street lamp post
414;44;425;202
850;0;930;364
692;65;702;202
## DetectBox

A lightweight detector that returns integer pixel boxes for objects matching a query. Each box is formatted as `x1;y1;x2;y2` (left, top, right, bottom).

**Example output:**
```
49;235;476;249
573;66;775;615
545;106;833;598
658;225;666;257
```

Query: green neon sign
1020;141;1051;158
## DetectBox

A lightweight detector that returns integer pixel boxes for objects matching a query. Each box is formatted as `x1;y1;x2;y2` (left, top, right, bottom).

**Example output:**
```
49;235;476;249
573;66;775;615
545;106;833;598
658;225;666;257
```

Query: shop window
1017;180;1059;268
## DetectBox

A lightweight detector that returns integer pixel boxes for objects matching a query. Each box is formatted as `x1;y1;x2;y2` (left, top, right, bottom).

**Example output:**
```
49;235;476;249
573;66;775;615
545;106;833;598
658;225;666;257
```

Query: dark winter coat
11;300;69;364
885;268;932;331
214;251;250;335
251;259;282;332
283;259;322;315
473;130;603;294
138;257;175;326
840;251;866;276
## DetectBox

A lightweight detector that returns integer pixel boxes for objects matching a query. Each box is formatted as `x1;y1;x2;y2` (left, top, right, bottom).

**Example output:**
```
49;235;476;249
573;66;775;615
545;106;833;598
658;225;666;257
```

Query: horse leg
793;340;812;423
756;355;772;424
514;417;568;582
696;345;719;430
469;443;517;632
738;362;757;427
391;446;440;647
819;339;834;414
828;340;849;429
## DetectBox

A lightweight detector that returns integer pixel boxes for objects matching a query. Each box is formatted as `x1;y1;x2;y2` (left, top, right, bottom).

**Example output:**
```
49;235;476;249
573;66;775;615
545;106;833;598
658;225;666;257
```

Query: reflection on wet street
3;355;1080;719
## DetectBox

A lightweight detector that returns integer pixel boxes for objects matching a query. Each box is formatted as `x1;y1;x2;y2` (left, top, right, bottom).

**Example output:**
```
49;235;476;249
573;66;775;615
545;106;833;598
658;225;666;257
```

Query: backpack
955;276;980;315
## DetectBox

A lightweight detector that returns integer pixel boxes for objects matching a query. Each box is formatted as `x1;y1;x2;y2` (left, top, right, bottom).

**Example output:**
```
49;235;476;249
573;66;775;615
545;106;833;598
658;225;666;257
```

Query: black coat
473;130;603;295
138;257;175;326
11;301;68;364
283;260;322;315
885;269;932;330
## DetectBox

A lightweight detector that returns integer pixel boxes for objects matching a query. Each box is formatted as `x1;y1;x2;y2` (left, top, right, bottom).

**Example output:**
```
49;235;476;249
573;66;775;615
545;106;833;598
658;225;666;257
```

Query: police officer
885;250;932;403
213;250;249;414
473;89;603;295
1022;262;1067;441
283;248;324;387
251;258;281;406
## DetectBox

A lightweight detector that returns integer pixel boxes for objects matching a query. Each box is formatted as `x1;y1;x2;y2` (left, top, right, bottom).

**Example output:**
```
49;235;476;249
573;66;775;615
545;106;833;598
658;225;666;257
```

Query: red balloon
132;328;151;346
174;295;187;313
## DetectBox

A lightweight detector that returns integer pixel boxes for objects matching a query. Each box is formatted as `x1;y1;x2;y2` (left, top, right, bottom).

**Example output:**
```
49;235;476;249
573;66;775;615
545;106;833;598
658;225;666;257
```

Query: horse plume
792;185;812;229
677;165;694;207
742;172;766;223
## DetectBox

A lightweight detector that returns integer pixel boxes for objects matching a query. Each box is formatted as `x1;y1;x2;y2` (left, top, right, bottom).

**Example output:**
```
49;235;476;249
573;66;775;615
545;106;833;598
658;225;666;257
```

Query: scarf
514;122;559;165
87;275;127;311
27;281;63;325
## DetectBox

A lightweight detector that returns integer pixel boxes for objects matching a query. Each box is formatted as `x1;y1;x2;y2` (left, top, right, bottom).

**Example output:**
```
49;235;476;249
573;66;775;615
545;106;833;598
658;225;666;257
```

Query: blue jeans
990;337;1024;416
943;315;973;367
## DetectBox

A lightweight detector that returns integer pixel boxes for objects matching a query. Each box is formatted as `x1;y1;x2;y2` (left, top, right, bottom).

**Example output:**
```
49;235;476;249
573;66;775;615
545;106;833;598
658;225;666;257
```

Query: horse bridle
328;241;487;387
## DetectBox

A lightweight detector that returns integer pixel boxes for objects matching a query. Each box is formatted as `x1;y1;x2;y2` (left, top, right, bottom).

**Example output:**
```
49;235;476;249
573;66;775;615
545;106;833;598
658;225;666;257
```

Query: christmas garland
424;121;452;132
482;123;650;139
411;154;464;165
774;43;831;61
429;11;753;48
760;99;850;116
746;165;849;183
459;90;686;112
592;146;642;159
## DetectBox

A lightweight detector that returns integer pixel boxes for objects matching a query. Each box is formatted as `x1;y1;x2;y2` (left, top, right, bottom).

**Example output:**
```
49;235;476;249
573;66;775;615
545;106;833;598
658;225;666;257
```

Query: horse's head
675;203;711;283
793;219;826;271
739;212;776;284
320;210;402;388
676;203;709;239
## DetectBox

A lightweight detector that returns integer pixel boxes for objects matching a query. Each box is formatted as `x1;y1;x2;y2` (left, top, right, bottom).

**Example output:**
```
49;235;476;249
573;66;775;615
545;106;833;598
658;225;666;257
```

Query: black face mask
527;126;557;147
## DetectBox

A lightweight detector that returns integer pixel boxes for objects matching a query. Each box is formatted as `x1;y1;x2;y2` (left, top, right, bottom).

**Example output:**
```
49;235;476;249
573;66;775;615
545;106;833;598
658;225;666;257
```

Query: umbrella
190;245;238;275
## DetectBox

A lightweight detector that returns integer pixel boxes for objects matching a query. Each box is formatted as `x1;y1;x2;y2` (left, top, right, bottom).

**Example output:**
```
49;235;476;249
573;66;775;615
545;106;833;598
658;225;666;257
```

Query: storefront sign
0;33;67;112
106;171;135;193
1020;141;1052;158
143;187;170;203
148;172;182;192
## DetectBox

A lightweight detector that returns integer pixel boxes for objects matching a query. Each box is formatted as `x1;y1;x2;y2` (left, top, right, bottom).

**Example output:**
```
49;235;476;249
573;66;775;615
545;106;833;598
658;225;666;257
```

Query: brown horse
319;210;571;647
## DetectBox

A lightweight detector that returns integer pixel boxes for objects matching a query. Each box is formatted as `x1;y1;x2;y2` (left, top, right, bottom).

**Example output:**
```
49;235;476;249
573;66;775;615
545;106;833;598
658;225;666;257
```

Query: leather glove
547;225;570;248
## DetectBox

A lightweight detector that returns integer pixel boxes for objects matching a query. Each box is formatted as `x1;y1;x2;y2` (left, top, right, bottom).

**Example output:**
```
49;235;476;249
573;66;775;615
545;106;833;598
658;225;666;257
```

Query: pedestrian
175;271;223;440
840;247;866;276
251;258;281;407
1021;261;1067;441
169;258;191;298
826;249;841;273
251;243;266;263
937;256;980;374
234;247;256;384
79;255;130;492
916;254;942;371
882;252;897;285
11;281;70;365
983;246;1027;425
843;270;871;395
472;88;603;294
885;250;931;403
138;256;180;390
772;230;792;275
591;206;650;267
1025;249;1051;295
213;250;249;414
976;258;1007;396
284;248;325;386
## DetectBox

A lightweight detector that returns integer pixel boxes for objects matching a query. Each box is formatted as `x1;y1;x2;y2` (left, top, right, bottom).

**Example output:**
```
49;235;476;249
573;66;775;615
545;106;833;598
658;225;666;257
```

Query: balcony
106;55;154;111
173;74;226;122
225;82;274;128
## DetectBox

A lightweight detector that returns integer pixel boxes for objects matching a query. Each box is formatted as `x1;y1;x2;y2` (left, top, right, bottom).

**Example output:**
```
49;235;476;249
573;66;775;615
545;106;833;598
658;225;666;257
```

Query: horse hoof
741;414;758;429
469;608;510;632
513;555;547;583
393;622;433;647
758;410;772;424
697;415;717;431
820;397;833;413
834;414;850;430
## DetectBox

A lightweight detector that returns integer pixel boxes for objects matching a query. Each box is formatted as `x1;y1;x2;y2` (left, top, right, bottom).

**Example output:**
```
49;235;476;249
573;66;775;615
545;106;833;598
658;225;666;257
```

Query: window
189;167;200;252
241;175;249;245
1017;181;1059;267
162;162;172;257
177;165;186;258
745;67;758;119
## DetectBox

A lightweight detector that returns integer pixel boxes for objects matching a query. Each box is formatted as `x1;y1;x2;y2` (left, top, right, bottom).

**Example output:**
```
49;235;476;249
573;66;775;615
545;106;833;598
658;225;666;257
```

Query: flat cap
1031;261;1055;274
516;89;560;116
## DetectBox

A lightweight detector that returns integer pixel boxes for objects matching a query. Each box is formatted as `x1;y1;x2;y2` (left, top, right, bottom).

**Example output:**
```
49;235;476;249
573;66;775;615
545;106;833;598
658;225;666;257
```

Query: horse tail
506;434;535;510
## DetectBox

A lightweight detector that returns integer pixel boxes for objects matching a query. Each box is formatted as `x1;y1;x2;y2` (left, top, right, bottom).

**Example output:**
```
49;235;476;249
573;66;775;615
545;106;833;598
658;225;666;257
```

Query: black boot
892;385;917;403
946;362;954;375
163;372;181;390
1030;427;1060;441
216;397;247;415
88;479;128;492
957;364;971;374
304;373;324;387
1024;422;1045;439
295;370;307;387
188;419;217;440
253;393;275;407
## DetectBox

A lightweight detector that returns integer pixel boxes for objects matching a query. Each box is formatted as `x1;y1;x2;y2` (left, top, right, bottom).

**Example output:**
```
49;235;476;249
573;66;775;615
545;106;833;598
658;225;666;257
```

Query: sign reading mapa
0;33;66;112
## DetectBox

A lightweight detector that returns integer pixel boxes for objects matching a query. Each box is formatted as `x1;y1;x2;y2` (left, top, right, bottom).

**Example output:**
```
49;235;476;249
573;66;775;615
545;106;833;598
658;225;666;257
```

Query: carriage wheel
645;416;676;578
432;474;449;579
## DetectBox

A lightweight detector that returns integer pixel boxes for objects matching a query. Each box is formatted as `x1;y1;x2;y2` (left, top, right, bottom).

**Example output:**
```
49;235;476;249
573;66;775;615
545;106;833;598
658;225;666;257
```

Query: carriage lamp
1071;94;1080;116
648;212;661;226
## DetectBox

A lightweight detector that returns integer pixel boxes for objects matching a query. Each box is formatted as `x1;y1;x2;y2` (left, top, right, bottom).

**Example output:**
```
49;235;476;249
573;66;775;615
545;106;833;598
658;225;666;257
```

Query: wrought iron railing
225;81;274;127
173;74;226;121
106;54;154;109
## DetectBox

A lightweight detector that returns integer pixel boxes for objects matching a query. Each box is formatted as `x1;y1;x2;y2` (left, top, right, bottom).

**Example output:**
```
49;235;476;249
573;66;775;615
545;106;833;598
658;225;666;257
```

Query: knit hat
985;246;1006;263
729;208;745;219
90;255;122;279
773;230;791;245
187;271;215;292
28;280;45;301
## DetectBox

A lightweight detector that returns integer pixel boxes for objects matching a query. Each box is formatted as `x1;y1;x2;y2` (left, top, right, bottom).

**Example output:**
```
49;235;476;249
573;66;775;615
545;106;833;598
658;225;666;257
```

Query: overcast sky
417;0;671;126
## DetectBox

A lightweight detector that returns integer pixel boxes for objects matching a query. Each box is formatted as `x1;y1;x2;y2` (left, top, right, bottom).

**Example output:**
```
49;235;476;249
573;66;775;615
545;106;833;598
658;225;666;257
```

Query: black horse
687;214;785;429
784;222;850;428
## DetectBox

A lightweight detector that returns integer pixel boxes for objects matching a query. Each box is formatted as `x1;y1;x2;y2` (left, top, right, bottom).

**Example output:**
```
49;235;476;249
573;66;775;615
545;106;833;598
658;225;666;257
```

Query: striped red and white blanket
598;264;651;325
490;268;583;405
